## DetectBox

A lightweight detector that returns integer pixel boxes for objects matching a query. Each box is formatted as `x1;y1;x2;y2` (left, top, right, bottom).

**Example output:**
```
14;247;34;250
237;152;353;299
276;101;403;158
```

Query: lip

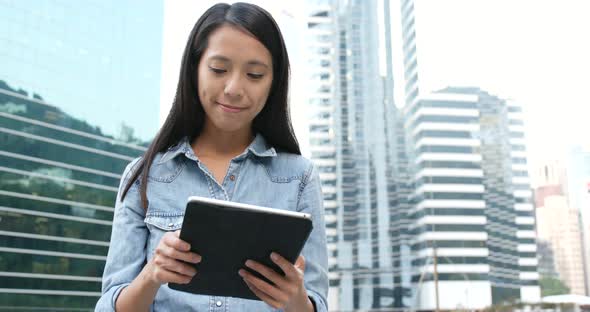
216;102;245;113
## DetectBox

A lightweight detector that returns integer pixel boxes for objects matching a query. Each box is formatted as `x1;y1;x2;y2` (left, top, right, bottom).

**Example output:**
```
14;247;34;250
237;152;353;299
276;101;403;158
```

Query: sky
407;0;590;170
1;1;163;141
160;0;590;170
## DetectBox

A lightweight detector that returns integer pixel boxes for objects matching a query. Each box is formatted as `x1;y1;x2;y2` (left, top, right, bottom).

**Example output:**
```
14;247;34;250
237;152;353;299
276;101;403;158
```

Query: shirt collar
157;137;191;164
157;133;276;164
246;133;277;158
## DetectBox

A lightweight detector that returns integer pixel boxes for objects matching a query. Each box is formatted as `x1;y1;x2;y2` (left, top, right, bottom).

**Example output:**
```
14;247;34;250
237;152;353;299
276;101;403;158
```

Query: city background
1;0;589;310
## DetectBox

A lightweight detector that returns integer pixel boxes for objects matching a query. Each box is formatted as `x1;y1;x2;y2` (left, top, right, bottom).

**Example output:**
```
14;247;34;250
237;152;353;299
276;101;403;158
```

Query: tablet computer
169;196;313;300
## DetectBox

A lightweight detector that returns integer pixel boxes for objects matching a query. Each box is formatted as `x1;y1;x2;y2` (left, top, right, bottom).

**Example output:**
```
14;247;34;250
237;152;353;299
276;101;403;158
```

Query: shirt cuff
307;290;328;312
94;283;130;312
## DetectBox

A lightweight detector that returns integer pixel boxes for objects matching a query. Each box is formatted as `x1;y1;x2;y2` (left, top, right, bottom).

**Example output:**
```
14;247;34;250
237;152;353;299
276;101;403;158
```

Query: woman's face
197;24;273;134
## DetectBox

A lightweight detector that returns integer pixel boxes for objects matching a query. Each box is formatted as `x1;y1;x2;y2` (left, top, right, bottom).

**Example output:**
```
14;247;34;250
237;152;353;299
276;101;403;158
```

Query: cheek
198;79;214;105
199;87;207;103
252;93;268;115
197;65;210;103
255;81;273;109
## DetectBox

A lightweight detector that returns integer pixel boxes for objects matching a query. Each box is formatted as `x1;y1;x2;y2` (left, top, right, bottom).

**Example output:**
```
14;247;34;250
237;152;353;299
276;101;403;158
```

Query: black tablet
169;196;313;300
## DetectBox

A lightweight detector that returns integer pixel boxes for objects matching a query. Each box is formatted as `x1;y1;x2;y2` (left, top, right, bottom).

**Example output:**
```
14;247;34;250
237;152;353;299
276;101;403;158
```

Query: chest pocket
144;213;184;257
148;157;186;183
145;213;184;231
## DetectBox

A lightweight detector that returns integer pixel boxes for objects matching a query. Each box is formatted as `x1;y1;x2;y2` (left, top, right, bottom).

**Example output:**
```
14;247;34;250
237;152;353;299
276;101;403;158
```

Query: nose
223;73;244;98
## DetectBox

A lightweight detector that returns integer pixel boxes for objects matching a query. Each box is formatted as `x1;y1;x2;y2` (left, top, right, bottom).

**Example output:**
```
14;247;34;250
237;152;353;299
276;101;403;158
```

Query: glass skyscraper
403;87;540;309
396;0;540;308
305;0;409;309
304;0;541;309
565;146;590;294
0;1;162;310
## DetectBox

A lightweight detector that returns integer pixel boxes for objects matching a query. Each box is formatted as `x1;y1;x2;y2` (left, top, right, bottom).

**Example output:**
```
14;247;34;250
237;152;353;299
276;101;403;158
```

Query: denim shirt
95;134;329;312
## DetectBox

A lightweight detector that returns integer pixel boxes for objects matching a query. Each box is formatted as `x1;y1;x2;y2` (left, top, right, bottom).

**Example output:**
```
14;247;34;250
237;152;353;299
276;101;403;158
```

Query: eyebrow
208;54;270;69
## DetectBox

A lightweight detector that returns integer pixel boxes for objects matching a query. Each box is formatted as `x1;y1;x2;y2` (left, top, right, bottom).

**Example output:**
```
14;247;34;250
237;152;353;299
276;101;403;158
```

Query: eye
247;73;264;80
209;66;226;74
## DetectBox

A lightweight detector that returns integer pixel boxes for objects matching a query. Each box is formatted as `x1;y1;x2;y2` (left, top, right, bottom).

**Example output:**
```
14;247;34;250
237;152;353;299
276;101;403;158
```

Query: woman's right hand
147;230;201;285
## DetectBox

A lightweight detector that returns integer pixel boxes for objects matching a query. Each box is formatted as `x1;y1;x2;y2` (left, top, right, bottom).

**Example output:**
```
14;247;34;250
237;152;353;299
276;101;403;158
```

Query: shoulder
256;151;315;184
122;157;143;183
116;157;143;199
144;140;190;183
120;141;187;187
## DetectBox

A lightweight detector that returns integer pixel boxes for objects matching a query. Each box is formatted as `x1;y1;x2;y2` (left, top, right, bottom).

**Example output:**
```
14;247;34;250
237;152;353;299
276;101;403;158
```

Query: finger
164;259;198;278
239;269;288;303
154;255;197;278
270;252;299;278
152;264;193;284
244;260;288;289
244;279;284;310
158;243;201;264
163;231;190;251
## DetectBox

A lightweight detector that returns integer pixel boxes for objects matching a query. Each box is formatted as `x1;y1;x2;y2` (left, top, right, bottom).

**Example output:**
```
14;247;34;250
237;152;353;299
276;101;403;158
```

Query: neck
193;123;254;158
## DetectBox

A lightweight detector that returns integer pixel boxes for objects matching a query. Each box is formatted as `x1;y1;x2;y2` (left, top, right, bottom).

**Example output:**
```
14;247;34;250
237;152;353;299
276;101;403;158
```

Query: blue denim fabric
95;134;329;312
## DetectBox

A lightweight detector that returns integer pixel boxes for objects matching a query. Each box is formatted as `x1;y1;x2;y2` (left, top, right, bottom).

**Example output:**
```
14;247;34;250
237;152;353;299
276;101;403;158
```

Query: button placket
223;162;235;185
224;160;242;201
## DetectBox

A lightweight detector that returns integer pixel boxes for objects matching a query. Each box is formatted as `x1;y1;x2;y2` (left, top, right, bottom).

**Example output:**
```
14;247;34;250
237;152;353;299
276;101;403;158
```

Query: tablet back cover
169;198;313;300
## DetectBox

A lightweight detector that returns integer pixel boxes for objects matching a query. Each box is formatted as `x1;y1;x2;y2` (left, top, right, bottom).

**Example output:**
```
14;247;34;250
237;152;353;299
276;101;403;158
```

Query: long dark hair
121;2;300;209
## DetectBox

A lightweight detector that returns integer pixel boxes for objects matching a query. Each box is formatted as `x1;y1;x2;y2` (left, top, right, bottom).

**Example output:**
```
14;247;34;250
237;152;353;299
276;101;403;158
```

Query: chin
213;122;249;133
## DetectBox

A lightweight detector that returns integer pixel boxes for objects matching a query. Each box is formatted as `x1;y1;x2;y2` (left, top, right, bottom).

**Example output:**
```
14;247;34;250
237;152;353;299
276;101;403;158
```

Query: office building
403;87;540;309
534;161;586;295
305;0;407;309
0;1;162;309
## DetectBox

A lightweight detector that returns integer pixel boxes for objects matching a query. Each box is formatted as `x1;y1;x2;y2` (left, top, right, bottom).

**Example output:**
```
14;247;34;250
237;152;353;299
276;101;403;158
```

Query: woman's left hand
238;253;314;312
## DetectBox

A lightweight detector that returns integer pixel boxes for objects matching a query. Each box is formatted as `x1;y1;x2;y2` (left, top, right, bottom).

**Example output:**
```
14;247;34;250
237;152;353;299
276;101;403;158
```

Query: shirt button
168;223;174;228
229;175;236;181
216;300;222;307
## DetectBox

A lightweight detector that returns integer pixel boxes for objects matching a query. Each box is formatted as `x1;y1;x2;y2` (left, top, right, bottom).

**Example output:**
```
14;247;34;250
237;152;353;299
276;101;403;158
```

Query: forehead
202;24;272;67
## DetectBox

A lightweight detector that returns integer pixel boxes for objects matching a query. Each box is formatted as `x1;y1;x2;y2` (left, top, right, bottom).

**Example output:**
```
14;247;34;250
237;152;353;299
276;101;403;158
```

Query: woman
95;2;328;312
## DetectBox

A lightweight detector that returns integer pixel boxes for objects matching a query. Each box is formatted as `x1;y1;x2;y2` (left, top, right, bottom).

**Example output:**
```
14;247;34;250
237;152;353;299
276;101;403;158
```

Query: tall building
531;161;562;281
395;0;541;307
0;80;146;308
565;146;590;294
306;0;543;309
399;0;420;108
402;87;540;309
304;3;340;307
536;241;558;279
403;89;490;309
565;146;590;219
534;161;586;295
305;0;407;309
496;98;539;303
0;1;162;309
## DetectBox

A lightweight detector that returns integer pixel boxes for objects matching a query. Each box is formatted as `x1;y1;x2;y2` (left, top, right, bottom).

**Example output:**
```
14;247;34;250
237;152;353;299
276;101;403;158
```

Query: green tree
540;276;570;296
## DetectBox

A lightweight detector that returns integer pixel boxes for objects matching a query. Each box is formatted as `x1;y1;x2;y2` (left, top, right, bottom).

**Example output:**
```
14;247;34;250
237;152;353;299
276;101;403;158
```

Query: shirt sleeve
95;159;148;312
297;163;329;312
